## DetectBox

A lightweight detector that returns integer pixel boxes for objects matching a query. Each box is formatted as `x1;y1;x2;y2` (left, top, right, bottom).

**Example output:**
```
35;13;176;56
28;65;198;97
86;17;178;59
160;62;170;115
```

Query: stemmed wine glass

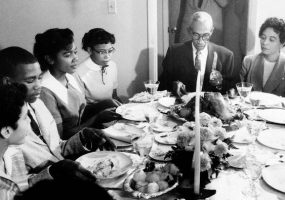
248;91;262;119
242;156;262;198
132;133;154;164
144;80;160;95
236;82;253;103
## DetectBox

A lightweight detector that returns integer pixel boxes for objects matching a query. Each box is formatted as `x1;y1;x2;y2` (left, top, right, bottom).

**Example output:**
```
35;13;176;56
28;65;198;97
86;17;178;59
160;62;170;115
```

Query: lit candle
194;70;201;194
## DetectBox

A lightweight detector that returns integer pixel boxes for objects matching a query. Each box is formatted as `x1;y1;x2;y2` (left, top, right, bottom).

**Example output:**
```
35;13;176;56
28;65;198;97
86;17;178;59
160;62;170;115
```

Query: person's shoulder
77;57;92;75
167;41;192;54
210;42;233;55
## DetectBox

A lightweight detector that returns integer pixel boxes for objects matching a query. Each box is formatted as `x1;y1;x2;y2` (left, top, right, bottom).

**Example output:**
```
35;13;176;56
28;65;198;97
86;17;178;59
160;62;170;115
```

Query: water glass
243;157;262;198
132;134;153;158
236;82;253;103
144;80;160;95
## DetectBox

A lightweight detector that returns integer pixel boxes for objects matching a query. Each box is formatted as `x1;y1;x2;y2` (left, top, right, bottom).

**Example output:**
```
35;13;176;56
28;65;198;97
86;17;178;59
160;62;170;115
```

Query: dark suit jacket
159;41;235;94
240;53;285;97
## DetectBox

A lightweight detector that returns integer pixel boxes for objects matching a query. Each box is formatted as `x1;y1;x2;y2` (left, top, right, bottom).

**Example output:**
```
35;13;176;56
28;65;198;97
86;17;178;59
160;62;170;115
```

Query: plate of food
257;129;285;150
262;164;285;193
158;97;176;108
154;132;179;145
123;162;180;199
149;143;172;161
129;91;168;103
150;119;177;133
116;103;159;121
76;151;133;180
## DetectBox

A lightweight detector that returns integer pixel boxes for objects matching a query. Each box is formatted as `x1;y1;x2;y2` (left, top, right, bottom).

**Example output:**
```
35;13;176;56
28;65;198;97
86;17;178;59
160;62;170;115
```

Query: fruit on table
147;182;160;193
131;162;180;193
133;169;147;182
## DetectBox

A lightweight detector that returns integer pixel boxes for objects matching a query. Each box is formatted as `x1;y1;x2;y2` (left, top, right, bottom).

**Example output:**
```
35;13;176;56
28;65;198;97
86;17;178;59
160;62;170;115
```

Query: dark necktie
195;51;202;71
28;110;45;143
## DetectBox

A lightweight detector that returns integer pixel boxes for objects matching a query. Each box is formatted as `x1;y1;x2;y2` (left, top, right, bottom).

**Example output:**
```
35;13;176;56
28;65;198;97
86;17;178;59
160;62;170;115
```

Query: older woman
33;28;120;139
240;17;285;96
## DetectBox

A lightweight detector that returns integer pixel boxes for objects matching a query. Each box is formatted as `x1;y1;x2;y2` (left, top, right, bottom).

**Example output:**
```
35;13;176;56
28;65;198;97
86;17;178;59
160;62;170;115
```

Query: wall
0;0;148;101
247;0;285;54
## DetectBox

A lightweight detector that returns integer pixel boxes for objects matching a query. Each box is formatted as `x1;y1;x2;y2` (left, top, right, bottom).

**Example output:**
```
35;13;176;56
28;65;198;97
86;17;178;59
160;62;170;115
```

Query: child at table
0;83;33;200
77;28;121;103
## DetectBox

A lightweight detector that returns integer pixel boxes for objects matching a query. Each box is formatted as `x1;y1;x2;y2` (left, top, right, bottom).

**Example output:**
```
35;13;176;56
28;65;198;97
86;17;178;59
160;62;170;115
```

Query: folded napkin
103;123;144;143
228;126;253;143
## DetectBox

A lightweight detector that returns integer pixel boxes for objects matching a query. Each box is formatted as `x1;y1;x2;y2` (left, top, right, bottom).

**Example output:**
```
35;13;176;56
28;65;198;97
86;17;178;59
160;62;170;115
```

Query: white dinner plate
257;129;285;150
258;109;285;124
150;120;177;133
247;91;282;106
76;151;133;180
158;97;176;108
154;132;179;145
149;143;172;161
116;103;159;121
262;164;285;193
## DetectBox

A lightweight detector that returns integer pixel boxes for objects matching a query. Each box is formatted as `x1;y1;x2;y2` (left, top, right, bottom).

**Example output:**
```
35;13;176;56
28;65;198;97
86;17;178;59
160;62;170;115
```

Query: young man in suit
159;11;235;95
0;47;116;188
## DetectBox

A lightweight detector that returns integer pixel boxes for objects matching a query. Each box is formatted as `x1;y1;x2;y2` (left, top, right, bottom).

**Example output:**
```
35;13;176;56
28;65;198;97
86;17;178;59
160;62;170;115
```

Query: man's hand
173;81;187;97
93;109;122;129
49;159;97;182
79;127;116;151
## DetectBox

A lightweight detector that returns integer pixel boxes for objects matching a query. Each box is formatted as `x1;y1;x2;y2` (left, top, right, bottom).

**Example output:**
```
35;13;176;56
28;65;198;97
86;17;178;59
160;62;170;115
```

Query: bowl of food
123;162;180;199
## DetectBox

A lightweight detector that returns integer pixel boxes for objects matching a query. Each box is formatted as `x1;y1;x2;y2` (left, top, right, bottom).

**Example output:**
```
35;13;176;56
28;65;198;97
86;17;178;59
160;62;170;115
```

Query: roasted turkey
173;92;243;123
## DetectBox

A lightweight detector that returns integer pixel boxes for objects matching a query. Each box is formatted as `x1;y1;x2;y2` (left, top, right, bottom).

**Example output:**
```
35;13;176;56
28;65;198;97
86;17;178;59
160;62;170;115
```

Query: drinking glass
209;69;223;91
236;82;253;103
144;80;160;95
243;157;262;198
248;91;262;118
132;134;153;164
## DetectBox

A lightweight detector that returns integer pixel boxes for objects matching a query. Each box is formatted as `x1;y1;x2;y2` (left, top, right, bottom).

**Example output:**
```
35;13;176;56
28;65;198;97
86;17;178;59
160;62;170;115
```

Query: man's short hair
0;83;27;131
0;46;38;78
189;11;213;30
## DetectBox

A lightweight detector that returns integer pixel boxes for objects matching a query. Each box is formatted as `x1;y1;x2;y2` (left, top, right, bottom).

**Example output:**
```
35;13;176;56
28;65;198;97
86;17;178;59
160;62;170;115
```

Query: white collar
192;43;208;56
41;71;83;105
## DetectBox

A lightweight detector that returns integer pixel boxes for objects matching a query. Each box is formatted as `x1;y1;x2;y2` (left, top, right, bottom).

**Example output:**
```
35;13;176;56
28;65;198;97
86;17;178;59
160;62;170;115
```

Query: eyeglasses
93;47;116;56
192;32;211;41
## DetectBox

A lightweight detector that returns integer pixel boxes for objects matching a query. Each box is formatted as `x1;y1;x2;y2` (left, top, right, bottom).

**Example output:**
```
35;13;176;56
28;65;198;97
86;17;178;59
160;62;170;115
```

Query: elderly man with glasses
159;11;235;95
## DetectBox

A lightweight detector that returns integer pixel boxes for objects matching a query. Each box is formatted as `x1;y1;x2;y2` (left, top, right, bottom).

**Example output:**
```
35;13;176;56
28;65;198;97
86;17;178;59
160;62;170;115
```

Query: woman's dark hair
0;83;27;131
0;46;38;78
82;28;115;51
259;17;285;44
33;28;74;71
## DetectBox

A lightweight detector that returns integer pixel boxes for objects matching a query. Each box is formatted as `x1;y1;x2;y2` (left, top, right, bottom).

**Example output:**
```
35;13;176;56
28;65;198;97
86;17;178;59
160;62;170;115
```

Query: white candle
194;70;201;194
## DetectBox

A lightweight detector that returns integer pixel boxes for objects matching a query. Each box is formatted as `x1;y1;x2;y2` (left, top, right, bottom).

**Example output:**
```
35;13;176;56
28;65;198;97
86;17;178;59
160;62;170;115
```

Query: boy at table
0;47;114;183
0;83;31;200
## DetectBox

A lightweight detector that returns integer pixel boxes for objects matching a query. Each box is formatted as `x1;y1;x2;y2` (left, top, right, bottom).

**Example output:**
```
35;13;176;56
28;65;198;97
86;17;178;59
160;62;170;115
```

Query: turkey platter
170;92;243;123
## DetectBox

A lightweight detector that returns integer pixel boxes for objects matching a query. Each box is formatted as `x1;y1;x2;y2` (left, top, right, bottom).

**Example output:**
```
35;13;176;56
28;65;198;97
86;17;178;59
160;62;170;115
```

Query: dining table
97;92;285;200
